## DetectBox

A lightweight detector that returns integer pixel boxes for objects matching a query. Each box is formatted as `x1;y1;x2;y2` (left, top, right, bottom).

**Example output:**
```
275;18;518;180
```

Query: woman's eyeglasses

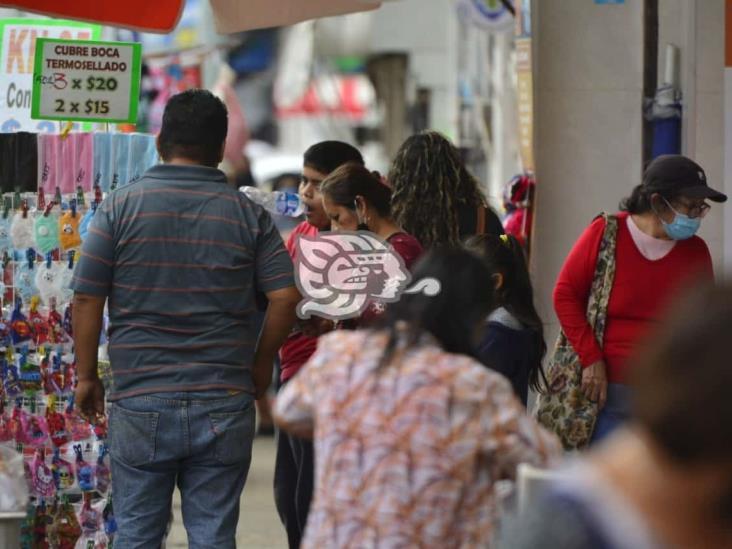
676;200;711;219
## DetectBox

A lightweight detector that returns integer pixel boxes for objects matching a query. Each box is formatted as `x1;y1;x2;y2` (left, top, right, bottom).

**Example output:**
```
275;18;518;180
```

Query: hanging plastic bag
29;297;50;346
95;445;111;495
0;402;13;442
22;408;49;448
48;498;82;549
47;396;70;448
59;203;82;252
10;299;34;345
34;206;61;254
65;398;92;442
30;448;56;498
102;497;117;540
0;444;29;511
10;201;35;250
52;448;76;492
74;444;96;492
48;300;68;345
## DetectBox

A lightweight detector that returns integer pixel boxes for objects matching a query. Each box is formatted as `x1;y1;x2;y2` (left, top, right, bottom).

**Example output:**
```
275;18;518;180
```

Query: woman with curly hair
389;131;503;248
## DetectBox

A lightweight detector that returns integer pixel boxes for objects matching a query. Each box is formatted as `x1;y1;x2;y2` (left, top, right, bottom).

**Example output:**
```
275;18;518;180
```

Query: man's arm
72;292;107;420
252;285;300;398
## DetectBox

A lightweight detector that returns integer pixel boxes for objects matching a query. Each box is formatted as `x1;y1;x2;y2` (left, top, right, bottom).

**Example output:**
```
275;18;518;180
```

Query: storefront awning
0;0;383;33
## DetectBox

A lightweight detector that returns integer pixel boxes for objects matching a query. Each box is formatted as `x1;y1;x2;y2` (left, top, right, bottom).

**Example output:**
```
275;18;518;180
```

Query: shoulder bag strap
585;213;619;346
476;205;487;235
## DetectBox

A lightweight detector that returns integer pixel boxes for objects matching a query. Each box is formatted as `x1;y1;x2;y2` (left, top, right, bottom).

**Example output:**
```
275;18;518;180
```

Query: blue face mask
661;199;701;240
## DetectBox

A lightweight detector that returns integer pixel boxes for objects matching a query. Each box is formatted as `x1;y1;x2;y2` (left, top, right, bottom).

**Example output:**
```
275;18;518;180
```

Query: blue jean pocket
208;405;255;466
109;402;159;467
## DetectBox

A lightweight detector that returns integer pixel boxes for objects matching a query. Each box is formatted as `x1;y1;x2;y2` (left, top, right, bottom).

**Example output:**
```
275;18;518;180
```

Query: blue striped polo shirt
71;164;295;400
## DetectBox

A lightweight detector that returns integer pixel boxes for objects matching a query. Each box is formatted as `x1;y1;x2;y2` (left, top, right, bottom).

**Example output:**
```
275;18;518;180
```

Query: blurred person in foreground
274;248;559;548
389;131;504;249
274;141;365;548
501;284;732;549
72;89;299;548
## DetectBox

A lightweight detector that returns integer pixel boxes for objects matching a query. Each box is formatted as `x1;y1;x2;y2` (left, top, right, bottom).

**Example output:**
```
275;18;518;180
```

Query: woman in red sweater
554;155;726;444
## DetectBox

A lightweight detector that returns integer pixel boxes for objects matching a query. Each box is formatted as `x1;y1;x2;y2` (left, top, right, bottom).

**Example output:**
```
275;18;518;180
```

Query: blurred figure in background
389;131;503;249
274;141;364;549
501;284;732;549
274;249;559;549
466;233;547;407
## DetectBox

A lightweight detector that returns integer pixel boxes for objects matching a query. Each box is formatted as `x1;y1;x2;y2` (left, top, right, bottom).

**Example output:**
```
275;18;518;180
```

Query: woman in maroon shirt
555;155;726;444
320;163;423;327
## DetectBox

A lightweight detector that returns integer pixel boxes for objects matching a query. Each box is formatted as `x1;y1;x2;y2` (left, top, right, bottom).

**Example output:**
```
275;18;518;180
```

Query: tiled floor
166;436;288;548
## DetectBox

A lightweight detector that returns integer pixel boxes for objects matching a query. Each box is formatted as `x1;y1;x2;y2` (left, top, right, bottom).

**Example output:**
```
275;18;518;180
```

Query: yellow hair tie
500;234;509;244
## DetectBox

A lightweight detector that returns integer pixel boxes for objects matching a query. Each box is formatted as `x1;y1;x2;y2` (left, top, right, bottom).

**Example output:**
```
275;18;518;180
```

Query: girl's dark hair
620;183;680;214
389;131;486;248
375;248;495;367
320;164;392;218
465;234;548;393
303;141;364;174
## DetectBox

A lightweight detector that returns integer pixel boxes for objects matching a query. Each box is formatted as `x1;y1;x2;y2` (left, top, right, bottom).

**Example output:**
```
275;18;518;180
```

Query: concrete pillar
531;0;645;335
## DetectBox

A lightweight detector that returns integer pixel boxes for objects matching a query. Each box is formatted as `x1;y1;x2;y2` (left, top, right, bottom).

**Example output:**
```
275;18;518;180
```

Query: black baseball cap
643;155;727;203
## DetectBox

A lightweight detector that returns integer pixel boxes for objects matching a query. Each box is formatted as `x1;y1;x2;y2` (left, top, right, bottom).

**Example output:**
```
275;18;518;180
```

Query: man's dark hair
303;141;364;174
158;89;228;167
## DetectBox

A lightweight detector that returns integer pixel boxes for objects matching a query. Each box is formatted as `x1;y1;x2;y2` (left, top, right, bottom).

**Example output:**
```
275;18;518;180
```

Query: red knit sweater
553;212;713;383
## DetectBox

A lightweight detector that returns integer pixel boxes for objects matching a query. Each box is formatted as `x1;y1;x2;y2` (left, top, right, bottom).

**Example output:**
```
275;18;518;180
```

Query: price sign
30;38;141;124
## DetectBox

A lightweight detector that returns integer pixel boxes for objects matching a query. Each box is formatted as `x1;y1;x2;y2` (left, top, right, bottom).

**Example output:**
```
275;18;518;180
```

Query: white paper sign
31;38;141;124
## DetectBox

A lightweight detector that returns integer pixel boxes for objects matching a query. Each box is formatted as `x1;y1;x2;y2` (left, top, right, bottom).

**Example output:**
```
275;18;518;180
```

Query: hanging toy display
0;128;149;547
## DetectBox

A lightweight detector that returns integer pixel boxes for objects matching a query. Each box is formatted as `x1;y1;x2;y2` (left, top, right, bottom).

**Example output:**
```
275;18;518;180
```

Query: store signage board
0;18;101;132
31;38;142;124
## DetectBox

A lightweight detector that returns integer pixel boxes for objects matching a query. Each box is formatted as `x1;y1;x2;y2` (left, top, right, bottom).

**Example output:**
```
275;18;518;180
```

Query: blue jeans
108;391;256;549
590;383;631;445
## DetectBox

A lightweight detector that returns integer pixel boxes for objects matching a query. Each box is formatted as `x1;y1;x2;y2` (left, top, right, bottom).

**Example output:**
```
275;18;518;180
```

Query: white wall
370;0;459;139
532;0;645;335
658;0;726;275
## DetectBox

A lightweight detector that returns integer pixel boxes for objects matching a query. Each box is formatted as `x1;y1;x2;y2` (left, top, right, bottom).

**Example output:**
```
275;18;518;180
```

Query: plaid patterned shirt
275;330;560;548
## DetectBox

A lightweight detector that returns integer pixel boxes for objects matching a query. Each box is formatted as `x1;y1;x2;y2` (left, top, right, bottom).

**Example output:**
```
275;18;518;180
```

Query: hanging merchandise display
0;124;157;548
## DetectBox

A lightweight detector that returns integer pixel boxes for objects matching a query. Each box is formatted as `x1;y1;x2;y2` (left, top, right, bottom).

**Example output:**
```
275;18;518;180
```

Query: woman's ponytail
466;233;549;394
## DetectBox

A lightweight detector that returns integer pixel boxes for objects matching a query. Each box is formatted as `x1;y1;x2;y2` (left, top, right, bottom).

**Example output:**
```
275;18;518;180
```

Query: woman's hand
581;361;608;409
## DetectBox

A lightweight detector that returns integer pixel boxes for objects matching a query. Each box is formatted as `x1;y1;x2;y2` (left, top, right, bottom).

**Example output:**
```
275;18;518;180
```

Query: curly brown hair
388;131;486;248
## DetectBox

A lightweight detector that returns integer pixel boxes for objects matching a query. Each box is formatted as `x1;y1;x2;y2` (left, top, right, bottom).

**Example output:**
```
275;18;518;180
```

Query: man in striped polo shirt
71;89;300;548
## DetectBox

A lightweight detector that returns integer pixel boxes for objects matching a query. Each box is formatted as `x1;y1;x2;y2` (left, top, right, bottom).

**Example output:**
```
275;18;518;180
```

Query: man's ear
218;141;226;166
492;272;504;292
156;135;164;161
